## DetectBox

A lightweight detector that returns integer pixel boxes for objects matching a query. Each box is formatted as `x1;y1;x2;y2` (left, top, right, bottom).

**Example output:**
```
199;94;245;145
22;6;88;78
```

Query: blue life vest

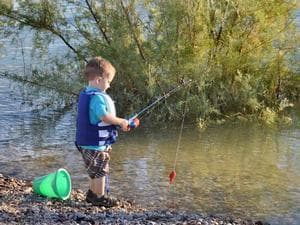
75;89;118;147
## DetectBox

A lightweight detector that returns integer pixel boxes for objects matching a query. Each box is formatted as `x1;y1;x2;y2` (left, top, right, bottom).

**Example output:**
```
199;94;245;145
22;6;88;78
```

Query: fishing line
173;97;188;171
168;86;190;184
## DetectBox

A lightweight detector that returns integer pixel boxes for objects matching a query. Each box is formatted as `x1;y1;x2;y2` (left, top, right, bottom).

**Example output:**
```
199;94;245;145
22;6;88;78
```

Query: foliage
0;0;299;124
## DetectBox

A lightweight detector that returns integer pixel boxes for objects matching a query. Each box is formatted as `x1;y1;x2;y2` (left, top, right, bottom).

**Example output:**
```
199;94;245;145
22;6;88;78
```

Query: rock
0;173;264;225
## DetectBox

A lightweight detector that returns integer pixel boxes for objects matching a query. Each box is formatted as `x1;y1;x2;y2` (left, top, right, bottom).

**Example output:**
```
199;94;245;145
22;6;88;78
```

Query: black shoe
85;189;95;202
86;190;119;207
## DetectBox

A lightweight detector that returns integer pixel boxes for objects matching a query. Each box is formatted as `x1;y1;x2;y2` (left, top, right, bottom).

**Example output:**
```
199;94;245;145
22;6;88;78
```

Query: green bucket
33;168;72;200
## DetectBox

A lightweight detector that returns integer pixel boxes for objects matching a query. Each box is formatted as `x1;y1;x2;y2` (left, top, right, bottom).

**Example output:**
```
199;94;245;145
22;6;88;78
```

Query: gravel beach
0;173;269;225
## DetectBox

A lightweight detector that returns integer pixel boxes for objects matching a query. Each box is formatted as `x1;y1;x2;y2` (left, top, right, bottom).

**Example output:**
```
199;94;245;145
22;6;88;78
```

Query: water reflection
107;124;299;225
0;77;299;225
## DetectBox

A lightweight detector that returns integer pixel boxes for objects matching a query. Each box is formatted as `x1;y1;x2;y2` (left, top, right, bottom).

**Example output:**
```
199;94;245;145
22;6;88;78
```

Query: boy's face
97;67;115;91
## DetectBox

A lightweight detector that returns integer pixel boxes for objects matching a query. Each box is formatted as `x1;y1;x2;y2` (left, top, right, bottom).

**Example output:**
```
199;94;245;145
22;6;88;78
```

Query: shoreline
0;173;269;225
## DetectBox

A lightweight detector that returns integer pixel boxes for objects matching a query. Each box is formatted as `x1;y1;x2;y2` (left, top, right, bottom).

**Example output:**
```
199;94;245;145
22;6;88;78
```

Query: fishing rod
127;79;193;184
128;79;193;128
2;70;192;128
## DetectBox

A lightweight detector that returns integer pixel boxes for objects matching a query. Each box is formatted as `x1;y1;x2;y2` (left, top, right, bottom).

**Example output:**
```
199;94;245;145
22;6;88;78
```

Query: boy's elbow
101;113;115;124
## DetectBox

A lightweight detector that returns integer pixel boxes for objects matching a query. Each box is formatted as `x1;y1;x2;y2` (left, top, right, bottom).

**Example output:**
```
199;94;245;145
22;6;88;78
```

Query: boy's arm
91;95;129;131
101;114;129;131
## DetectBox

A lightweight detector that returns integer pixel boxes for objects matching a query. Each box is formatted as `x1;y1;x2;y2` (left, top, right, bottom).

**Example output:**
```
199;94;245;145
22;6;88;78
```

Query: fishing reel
128;116;140;129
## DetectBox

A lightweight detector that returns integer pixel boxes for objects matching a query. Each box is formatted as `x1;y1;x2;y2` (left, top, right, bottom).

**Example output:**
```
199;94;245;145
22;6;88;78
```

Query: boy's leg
90;177;105;197
79;148;119;207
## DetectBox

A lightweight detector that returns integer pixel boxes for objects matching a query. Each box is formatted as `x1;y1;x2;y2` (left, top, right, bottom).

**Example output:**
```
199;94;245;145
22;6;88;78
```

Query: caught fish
169;170;176;184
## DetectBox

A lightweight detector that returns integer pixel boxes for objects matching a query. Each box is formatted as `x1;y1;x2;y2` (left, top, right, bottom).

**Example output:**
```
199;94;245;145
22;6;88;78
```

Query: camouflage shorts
77;147;110;179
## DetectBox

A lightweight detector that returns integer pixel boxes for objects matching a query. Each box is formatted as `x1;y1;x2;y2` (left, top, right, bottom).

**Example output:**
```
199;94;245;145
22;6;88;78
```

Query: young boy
75;56;130;207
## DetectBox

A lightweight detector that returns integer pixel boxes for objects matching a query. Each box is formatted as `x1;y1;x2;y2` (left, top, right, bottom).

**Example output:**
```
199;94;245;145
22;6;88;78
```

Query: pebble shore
0;173;269;225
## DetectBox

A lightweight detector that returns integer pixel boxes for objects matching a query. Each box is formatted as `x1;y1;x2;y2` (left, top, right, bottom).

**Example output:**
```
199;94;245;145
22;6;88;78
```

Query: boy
75;56;130;207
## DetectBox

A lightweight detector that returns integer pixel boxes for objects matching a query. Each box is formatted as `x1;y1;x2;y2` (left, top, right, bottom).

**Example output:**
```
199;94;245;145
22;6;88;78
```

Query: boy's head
85;56;116;91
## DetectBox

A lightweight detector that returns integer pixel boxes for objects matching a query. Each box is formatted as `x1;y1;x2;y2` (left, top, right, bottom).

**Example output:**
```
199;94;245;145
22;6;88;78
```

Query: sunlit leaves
0;0;298;124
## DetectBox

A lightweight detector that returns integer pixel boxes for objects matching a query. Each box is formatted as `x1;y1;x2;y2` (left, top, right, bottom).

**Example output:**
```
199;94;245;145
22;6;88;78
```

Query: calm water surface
0;77;299;225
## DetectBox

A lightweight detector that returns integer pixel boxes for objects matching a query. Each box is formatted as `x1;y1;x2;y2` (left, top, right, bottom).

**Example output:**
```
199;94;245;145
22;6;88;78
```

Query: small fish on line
169;170;176;184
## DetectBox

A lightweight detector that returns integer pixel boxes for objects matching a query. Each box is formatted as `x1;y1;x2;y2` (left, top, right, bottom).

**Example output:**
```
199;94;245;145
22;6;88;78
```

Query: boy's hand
119;119;130;131
101;114;130;131
129;117;140;128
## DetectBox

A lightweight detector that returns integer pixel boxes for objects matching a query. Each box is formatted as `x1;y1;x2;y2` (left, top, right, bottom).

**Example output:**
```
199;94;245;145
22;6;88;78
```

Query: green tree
0;0;298;124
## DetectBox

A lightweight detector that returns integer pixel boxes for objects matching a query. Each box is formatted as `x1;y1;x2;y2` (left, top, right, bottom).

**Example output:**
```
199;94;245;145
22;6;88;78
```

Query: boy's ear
96;78;100;83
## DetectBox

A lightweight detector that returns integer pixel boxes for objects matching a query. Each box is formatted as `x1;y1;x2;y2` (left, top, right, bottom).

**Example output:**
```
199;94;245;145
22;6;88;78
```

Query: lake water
0;75;299;225
0;9;300;225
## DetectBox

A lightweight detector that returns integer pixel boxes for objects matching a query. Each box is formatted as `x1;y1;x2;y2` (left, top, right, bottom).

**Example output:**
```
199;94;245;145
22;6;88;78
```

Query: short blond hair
84;56;115;81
